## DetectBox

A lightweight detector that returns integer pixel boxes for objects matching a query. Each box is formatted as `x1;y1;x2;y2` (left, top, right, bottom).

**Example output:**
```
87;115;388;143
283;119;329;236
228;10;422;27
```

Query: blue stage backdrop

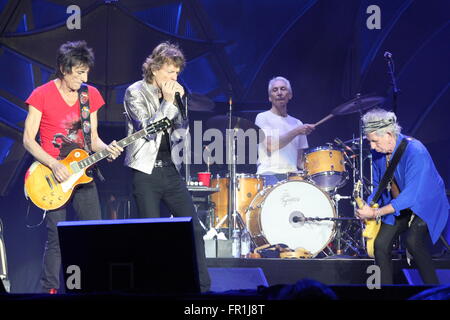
0;0;448;293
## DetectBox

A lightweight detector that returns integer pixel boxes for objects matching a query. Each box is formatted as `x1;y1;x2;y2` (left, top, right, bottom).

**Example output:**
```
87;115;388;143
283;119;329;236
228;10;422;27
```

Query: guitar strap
78;84;92;153
370;137;410;206
78;84;105;181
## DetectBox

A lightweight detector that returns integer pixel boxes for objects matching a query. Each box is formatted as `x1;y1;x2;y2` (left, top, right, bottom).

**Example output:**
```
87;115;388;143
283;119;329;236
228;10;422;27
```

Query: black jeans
41;182;101;291
132;166;211;292
374;210;439;285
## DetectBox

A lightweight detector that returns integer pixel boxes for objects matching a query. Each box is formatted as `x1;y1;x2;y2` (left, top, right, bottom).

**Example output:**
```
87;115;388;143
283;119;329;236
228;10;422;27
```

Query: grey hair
362;108;402;136
268;76;292;95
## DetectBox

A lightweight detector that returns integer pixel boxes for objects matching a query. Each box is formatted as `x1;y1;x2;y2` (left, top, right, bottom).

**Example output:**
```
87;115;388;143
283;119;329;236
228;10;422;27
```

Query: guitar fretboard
77;118;171;170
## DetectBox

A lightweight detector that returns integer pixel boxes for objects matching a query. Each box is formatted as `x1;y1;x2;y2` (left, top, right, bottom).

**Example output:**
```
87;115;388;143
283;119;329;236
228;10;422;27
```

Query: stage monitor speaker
58;217;200;294
0;278;9;293
208;267;268;292
0;279;5;294
402;269;450;285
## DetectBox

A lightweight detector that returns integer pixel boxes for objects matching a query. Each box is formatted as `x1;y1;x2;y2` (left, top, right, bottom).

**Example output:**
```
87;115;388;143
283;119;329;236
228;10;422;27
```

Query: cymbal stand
351;110;376;256
333;193;352;255
227;96;240;240
357;106;367;249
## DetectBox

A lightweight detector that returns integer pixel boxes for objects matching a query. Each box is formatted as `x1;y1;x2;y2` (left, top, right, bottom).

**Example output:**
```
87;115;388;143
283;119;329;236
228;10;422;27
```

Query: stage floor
206;257;450;286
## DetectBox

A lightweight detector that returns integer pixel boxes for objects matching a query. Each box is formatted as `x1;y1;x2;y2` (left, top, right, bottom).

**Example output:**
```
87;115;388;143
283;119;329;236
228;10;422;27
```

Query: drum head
259;180;335;256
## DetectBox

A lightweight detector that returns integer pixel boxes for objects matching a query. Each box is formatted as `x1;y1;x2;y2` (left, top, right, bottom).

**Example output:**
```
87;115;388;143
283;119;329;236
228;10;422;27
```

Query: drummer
255;76;315;186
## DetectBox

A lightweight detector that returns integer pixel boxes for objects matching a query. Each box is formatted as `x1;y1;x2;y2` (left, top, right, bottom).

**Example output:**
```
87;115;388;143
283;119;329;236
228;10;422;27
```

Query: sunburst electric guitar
353;180;381;258
24;118;171;211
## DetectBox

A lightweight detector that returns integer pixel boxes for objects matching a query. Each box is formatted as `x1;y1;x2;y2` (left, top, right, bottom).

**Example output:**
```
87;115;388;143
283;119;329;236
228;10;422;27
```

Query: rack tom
304;146;347;191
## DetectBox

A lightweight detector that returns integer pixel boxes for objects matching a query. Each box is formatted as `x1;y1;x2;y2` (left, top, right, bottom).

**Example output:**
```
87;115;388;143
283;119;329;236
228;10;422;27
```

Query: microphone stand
385;53;400;114
183;94;191;183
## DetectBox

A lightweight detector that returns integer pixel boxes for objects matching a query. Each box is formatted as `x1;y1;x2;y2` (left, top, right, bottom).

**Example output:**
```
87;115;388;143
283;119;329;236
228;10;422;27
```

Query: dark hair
142;41;185;83
263;279;338;300
409;285;450;300
55;41;94;79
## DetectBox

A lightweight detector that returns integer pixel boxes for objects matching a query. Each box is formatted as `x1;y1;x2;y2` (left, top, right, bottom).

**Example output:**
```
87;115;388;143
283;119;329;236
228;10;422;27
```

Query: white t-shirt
255;110;308;174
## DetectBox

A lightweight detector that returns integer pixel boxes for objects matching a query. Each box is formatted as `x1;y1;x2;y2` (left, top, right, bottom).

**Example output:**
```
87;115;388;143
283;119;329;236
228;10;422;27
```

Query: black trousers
132;166;211;292
41;182;101;291
374;210;439;285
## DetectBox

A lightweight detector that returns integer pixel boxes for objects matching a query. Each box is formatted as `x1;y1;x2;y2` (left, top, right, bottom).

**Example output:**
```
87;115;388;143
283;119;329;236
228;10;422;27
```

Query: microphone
174;92;186;120
334;138;354;153
384;51;392;60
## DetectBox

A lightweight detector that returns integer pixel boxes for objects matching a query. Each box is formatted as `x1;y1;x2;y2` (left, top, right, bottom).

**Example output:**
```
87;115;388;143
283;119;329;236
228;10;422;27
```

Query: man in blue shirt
356;108;448;284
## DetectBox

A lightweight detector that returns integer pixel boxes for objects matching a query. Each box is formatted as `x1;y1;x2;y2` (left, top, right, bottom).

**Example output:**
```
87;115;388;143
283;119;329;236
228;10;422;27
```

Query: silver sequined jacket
123;80;187;174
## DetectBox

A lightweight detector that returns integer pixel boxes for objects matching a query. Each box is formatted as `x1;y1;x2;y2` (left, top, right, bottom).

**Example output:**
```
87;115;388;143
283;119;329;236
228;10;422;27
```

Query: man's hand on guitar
106;140;123;162
49;161;71;182
356;204;377;220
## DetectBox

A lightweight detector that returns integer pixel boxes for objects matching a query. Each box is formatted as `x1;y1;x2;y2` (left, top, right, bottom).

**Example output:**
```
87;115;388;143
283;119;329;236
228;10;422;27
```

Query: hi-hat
332;94;385;116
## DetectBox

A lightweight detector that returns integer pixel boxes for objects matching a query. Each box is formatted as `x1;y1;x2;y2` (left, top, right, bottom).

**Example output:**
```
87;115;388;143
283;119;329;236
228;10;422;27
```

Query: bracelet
375;208;381;222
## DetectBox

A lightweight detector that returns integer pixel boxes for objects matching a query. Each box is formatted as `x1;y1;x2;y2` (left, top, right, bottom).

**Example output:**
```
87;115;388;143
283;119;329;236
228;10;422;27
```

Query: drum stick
314;114;334;127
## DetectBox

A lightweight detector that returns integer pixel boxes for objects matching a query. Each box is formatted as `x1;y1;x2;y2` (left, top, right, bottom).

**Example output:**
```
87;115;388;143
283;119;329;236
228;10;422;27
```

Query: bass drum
246;180;336;257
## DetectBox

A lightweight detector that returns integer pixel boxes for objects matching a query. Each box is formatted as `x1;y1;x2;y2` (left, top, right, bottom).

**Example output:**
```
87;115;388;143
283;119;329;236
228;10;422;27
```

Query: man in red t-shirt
23;41;122;294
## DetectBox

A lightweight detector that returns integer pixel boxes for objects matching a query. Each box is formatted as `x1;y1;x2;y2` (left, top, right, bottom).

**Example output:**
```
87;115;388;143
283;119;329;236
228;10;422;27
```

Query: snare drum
246;180;336;257
305;146;347;191
210;173;264;228
287;170;308;181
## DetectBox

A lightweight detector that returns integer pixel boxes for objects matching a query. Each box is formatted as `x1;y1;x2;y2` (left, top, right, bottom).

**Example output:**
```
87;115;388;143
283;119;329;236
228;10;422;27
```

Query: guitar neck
77;119;170;170
354;196;365;209
353;180;365;209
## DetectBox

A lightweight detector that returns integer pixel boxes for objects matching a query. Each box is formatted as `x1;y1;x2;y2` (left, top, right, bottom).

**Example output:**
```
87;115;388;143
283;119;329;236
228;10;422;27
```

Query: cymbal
205;115;264;134
332;94;385;116
187;93;215;112
343;136;367;144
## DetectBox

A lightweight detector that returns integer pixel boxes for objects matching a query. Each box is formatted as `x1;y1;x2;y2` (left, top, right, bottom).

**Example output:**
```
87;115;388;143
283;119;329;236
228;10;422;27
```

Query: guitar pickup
45;175;53;190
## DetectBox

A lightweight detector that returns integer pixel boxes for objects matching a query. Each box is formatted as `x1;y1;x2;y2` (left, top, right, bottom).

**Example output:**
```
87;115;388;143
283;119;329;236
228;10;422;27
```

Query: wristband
375;208;382;223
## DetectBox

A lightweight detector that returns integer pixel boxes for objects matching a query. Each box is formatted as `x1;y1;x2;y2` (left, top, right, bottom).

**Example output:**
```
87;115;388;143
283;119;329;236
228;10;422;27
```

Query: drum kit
188;93;385;258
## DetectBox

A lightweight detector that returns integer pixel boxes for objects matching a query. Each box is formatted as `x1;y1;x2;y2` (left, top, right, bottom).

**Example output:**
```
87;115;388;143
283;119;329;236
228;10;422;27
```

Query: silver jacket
123;80;187;175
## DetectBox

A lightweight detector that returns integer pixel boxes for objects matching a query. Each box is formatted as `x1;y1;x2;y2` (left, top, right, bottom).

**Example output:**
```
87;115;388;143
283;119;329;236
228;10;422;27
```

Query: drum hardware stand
356;109;369;252
336;230;364;256
333;134;373;257
345;116;377;257
191;200;208;233
226;95;241;241
333;193;352;255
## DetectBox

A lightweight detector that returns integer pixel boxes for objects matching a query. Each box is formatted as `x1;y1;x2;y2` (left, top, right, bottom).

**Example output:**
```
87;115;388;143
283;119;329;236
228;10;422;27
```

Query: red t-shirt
25;80;105;159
